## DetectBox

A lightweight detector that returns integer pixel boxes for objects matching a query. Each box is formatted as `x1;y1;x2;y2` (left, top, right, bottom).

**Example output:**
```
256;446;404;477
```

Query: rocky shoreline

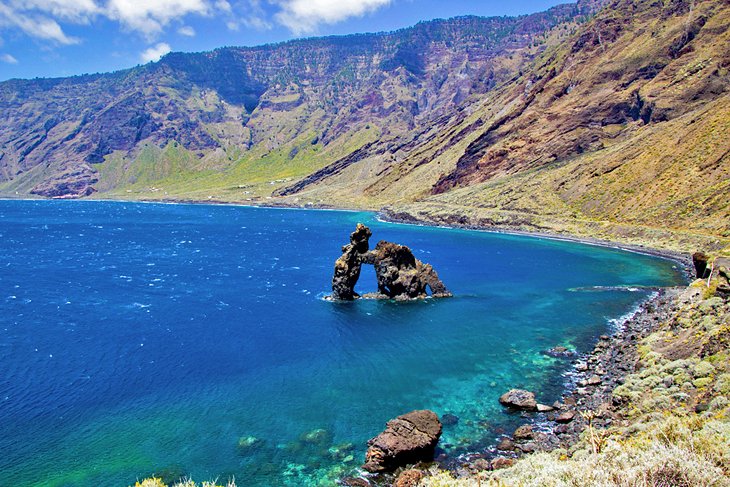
338;286;698;486
378;208;695;278
456;288;685;475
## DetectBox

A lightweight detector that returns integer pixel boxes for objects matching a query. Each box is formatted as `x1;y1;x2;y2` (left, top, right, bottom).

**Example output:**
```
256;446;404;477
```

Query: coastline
2;196;718;485
376;208;695;280
3;195;696;275
456;287;684;473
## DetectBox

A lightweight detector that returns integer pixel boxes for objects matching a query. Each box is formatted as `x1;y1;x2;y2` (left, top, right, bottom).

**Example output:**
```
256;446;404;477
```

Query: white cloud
0;3;80;44
106;0;211;36
273;0;393;34
0;0;236;43
178;25;196;36
215;0;233;13
1;53;18;64
140;42;171;62
17;0;100;23
233;0;271;32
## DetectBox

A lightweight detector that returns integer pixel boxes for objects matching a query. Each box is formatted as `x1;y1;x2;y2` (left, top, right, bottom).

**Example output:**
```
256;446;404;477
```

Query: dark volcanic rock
365;241;452;299
693;251;709;278
499;389;538;411
331;224;451;301
331;224;372;300
362;410;442;473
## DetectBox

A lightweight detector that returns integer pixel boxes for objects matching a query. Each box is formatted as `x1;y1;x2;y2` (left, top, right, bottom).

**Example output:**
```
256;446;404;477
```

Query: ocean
0;200;685;486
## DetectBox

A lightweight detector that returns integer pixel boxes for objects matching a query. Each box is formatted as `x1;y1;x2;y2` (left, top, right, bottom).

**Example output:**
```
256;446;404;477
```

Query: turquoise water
0;200;684;486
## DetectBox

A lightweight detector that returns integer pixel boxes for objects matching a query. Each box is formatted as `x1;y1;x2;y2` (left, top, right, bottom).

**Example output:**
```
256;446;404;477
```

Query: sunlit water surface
0;200;685;486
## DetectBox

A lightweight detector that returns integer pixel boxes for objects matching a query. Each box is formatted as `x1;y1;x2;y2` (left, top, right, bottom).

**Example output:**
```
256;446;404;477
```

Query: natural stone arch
331;224;452;301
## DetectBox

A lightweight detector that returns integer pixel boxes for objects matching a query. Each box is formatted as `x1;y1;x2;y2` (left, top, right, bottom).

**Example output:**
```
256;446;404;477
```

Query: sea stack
331;224;452;301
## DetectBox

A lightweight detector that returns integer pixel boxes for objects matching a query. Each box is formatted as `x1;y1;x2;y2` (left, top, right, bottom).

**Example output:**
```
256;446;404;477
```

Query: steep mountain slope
0;4;596;200
1;0;727;253
286;0;729;252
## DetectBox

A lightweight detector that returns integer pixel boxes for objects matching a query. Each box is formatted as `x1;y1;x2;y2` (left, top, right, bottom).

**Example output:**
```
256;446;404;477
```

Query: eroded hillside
1;0;728;253
0;4;595;200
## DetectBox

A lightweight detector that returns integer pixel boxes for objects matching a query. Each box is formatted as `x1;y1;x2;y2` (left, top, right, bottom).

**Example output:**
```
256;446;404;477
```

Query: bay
0;200;684;486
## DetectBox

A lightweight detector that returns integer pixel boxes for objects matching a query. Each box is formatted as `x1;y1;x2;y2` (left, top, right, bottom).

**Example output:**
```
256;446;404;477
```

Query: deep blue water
0;200;684;486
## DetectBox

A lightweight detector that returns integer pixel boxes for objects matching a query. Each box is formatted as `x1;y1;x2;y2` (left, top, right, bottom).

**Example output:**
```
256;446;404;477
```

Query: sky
0;0;566;81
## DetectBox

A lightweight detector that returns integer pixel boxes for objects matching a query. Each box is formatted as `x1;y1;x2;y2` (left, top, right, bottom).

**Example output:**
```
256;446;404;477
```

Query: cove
0;200;685;486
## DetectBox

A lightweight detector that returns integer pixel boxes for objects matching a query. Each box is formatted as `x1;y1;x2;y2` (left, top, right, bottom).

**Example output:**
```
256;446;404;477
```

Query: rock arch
331;224;452;301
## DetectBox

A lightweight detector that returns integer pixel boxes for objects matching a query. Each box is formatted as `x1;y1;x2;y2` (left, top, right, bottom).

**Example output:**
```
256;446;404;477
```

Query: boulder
513;424;533;440
491;457;516;470
497;437;515;451
556;410;576;423
499;389;538;411
394;469;424;487
362;410;442;473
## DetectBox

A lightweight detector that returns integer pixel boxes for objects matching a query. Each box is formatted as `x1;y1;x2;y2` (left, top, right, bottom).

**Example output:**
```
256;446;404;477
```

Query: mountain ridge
1;0;728;253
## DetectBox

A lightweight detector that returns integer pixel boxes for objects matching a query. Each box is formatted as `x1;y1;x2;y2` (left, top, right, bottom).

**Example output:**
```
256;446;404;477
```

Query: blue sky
0;0;565;81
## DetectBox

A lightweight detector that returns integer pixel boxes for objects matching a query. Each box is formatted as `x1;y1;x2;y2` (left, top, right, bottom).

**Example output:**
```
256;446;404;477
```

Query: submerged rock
441;413;460;426
237;436;264;455
362;410;442;473
499;389;538;411
331;224;452;301
543;346;576;358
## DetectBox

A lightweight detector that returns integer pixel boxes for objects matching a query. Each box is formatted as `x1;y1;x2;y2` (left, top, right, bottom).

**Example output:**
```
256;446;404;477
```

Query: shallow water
0;200;684;486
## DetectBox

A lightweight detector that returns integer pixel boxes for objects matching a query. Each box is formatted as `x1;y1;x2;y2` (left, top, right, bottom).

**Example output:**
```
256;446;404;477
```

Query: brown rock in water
341;478;371;487
499;389;538;411
497;437;515;451
362;410;442;473
331;224;451;301
513;424;534;440
366;241;451;299
556;410;576;423
394;469;424;487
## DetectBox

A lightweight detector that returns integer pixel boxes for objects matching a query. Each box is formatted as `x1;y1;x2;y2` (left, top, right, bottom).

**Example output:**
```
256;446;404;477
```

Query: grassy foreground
131;478;236;487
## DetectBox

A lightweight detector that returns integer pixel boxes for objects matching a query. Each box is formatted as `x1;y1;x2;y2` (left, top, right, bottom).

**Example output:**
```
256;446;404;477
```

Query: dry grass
131;477;236;487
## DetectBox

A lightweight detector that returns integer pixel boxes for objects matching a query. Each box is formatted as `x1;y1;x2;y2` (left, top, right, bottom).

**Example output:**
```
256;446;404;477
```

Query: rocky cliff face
0;2;600;198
